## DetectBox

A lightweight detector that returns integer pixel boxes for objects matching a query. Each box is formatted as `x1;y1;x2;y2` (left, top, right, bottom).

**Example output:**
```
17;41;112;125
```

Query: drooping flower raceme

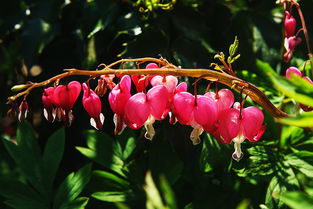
217;103;266;161
82;83;105;130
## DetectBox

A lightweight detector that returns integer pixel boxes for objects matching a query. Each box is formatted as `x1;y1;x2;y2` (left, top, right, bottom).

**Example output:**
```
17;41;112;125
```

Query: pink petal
242;106;264;141
219;108;241;143
124;93;150;128
172;92;195;125
109;75;131;115
194;95;217;127
147;85;169;120
286;67;302;79
82;83;102;119
176;82;187;93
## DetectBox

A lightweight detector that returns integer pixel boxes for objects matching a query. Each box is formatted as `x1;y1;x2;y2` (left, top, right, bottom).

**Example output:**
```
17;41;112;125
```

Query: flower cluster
285;66;313;111
16;62;266;161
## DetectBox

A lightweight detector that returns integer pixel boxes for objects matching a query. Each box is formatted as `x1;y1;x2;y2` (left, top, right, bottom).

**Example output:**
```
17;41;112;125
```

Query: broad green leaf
42;128;65;190
279;191;313;209
77;130;125;176
53;163;91;209
116;129;136;161
92;191;130;202
286;151;313;178
3;122;45;194
280;126;304;148
93;170;130;189
59;197;89;209
265;164;299;208
278;111;313;127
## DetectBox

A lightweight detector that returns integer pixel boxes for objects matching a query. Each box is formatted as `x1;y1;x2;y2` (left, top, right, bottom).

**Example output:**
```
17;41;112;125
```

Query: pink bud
284;11;297;38
286;67;302;79
82;83;104;130
145;63;159;69
18;100;29;121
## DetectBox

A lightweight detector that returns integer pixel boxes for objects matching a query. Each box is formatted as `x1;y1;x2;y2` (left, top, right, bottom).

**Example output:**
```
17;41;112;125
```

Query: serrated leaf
42;127;65;190
279;191;313;209
286;151;313;178
53;164;91;209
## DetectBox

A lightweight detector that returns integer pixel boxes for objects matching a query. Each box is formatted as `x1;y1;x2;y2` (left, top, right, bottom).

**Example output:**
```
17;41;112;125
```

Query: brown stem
295;4;313;77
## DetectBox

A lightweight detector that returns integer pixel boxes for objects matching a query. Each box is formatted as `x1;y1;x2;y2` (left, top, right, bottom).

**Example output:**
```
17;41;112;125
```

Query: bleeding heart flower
172;92;217;144
53;81;81;126
217;103;266;161
124;85;169;140
109;75;131;134
283;36;302;62
82;83;105;130
95;74;115;97
42;87;56;122
284;11;297;38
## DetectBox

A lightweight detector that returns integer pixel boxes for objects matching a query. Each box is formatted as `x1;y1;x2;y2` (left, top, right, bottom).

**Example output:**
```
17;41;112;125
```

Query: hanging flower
217;103;266;161
82;83;105;130
284;11;297;38
42;87;56;122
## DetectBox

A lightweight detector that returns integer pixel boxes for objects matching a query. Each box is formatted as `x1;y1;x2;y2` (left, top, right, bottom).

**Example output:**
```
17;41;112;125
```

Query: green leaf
53;163;92;209
265;164;299;208
229;36;239;57
92;191;130;202
3;121;45;194
93;170;130;189
116;129;136;161
144;172;165;209
278;111;313;127
42;128;65;190
0;179;47;209
59;197;89;209
159;175;177;209
279;191;313;209
76;130;125;176
286;151;313;178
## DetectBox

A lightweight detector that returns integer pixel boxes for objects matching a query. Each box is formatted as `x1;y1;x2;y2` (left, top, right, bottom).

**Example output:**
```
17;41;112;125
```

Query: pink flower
82;83;105;130
284;11;297;38
217;103;266;161
42;87;56;122
286;66;302;79
18;100;29;121
124;85;169;140
131;75;149;92
53;81;81;126
108;75;131;134
95;74;115;97
283;36;302;62
172;92;217;144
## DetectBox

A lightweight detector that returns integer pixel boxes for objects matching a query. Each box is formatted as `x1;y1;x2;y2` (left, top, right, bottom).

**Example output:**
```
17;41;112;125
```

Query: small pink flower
42;87;56;122
131;75;149;92
95;74;115;97
82;83;105;130
284;36;302;62
18;100;29;121
53;81;81;126
284;11;297;38
109;75;131;134
217;103;266;161
124;85;169;140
